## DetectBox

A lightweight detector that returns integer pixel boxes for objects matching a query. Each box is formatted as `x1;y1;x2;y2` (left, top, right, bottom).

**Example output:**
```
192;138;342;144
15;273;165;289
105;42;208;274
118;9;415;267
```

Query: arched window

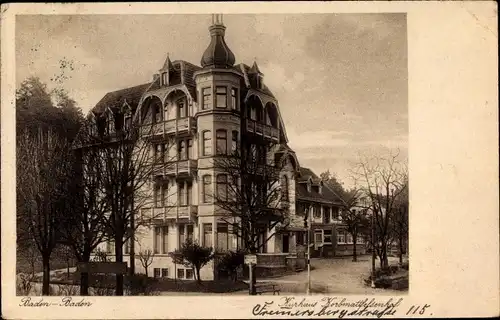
216;129;227;155
202;131;212;156
216;174;228;202
231;130;238;154
202;175;212;203
280;175;289;202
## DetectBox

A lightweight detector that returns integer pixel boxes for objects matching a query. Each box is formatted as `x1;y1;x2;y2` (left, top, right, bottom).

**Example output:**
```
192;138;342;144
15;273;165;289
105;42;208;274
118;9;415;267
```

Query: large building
88;15;364;280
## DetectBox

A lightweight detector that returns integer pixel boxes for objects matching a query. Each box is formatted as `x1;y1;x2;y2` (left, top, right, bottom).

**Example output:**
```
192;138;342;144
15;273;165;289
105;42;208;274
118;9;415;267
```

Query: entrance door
282;234;289;253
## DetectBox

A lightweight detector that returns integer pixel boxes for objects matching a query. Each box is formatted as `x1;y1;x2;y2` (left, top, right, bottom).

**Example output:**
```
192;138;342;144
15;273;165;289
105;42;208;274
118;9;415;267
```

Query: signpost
244;254;258;295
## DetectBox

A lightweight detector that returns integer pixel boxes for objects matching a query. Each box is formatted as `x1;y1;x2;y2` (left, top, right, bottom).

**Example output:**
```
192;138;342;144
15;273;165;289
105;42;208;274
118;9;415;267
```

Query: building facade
87;15;364;280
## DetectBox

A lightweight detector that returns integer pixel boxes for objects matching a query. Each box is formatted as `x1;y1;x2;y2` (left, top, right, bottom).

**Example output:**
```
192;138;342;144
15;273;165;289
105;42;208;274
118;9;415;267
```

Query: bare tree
212;141;289;294
389;182;409;266
78;110;175;295
59;120;111;295
137;249;155;277
352;149;408;270
17;128;74;295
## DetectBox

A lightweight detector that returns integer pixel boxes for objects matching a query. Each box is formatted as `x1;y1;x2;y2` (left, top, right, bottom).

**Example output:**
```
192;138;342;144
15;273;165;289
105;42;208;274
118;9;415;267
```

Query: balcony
245;119;279;141
141;117;197;139
152;159;198;178
140;205;198;223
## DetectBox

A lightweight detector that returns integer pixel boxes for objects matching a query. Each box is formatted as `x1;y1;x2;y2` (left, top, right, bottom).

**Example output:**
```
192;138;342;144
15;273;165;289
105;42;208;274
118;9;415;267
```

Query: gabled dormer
249;61;264;90
306;177;312;193
120;100;133;131
159;54;174;87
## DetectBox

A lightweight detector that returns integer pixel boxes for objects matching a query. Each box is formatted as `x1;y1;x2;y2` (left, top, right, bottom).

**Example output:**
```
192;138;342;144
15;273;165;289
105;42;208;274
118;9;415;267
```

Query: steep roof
296;167;342;205
93;83;151;114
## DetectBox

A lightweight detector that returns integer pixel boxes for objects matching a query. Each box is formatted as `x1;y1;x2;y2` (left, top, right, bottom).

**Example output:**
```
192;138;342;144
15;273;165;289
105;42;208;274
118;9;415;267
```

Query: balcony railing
140;117;196;138
151;159;198;177
140;205;198;223
245;119;279;141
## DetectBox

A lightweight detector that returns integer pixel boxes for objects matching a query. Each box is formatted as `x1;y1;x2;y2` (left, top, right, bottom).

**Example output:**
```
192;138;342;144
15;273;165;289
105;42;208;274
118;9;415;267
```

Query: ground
255;255;405;295
22;254;406;296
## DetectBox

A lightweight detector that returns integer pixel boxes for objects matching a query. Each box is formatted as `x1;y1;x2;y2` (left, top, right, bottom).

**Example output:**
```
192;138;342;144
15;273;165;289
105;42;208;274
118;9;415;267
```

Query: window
124;115;132;130
107;118;114;134
216;223;229;251
187;224;194;241
162;226;168;253
178;100;186;118
231;131;238;154
313;206;321;218
154;183;167;207
179;224;186;245
314;230;323;244
153;104;161;123
323;207;331;223
216;174;228;202
216;86;227;108
154;227;161;253
202;175;212;203
203;223;213;247
177;269;185;279
358;236;364;244
185;269;194;280
250;106;257;121
332;207;340;219
187;139;193;159
154;268;161;278
337;231;346;244
187;183;192;205
231;88;238;110
154;143;164;162
216;130;227;155
202;88;211;110
324;230;332;244
202;131;212;156
179;183;187;206
179;140;186;160
161;268;168;278
162;72;168;86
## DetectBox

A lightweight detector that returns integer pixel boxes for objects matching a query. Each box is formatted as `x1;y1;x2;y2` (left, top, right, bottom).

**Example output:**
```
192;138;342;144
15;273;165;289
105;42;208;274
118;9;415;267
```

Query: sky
16;14;408;188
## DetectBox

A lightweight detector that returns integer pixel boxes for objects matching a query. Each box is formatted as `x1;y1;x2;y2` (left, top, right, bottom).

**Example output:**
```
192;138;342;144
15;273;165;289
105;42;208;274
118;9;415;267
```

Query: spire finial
212;14;223;26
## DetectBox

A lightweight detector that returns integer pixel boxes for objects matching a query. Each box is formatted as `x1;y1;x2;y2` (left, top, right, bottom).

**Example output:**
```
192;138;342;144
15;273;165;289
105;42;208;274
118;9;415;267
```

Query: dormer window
307;181;312;193
319;182;323;194
124;113;132;130
162;72;169;86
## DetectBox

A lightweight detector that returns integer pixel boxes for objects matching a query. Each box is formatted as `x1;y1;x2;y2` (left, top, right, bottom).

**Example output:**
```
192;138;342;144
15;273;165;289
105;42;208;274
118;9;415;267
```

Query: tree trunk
144;266;148;277
196;268;201;284
352;230;358;262
352;236;358;262
115;238;124;296
398;235;404;266
42;254;51;295
80;272;89;296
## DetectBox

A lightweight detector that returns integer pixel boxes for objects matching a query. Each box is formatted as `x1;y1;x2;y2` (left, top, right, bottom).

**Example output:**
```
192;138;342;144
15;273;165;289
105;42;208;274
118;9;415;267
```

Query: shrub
169;239;214;284
125;273;159;296
216;250;245;281
17;273;34;295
